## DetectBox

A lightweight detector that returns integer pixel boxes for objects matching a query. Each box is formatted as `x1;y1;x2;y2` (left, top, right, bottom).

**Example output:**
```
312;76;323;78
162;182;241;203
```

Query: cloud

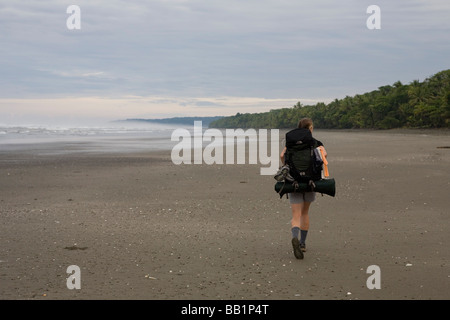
0;95;332;125
0;0;449;122
35;68;115;79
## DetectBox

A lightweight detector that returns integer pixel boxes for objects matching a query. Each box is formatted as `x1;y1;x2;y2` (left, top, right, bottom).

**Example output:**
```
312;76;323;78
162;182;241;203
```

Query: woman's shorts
289;192;316;204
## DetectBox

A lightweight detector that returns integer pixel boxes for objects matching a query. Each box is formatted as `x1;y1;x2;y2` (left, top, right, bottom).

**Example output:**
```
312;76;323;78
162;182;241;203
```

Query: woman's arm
280;147;287;165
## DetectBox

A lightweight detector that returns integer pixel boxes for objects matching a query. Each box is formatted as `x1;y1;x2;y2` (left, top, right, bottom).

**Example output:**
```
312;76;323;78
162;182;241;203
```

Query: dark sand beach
0;129;449;300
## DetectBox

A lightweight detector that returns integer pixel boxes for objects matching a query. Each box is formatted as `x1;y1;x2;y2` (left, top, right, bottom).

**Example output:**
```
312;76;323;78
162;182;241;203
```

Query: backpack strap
308;179;316;192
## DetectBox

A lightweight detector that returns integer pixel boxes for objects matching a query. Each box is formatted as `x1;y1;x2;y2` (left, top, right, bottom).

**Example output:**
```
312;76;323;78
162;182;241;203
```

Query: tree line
209;69;450;129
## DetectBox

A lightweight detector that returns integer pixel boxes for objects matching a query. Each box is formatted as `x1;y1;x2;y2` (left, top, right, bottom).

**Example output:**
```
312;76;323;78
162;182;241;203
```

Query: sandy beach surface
0;129;449;300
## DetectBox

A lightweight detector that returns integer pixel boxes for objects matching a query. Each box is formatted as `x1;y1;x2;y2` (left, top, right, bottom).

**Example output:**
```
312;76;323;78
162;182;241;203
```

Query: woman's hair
298;118;313;129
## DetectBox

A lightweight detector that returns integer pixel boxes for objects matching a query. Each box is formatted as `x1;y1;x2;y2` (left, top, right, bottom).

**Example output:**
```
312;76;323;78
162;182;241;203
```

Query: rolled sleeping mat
275;178;336;198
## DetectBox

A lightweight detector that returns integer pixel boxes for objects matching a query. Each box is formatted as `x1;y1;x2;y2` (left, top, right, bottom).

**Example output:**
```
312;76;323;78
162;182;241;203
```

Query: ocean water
0;122;279;165
0;122;186;155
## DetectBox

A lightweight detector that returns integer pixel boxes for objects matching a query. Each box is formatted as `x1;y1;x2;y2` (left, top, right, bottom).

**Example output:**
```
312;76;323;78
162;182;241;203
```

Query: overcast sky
0;0;449;125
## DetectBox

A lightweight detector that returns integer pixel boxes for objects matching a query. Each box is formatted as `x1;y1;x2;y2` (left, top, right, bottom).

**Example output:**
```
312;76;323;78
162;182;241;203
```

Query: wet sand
0;129;449;300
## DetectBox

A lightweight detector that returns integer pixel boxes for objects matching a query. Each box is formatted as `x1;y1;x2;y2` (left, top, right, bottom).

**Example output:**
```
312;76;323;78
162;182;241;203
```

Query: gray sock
291;227;300;239
300;229;308;244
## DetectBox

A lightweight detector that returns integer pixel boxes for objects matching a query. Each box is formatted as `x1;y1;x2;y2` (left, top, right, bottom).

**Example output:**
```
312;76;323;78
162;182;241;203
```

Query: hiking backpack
275;129;335;198
284;128;323;183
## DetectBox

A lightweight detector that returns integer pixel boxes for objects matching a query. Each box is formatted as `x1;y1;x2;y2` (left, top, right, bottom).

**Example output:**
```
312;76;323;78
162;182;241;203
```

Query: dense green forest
209;69;450;129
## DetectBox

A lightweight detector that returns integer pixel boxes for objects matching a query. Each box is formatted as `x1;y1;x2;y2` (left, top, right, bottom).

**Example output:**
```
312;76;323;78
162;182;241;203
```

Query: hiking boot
291;237;304;259
300;243;306;252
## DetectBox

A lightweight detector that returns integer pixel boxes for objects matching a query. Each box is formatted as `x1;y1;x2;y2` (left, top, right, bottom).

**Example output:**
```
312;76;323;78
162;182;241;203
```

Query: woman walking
280;118;327;259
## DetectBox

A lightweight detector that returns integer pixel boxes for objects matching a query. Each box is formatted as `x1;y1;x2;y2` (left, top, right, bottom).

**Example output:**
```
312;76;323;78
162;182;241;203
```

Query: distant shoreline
114;116;223;127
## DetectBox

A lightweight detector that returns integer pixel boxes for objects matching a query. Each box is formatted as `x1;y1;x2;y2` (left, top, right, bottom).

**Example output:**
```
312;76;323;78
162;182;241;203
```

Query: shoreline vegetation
209;69;450;130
